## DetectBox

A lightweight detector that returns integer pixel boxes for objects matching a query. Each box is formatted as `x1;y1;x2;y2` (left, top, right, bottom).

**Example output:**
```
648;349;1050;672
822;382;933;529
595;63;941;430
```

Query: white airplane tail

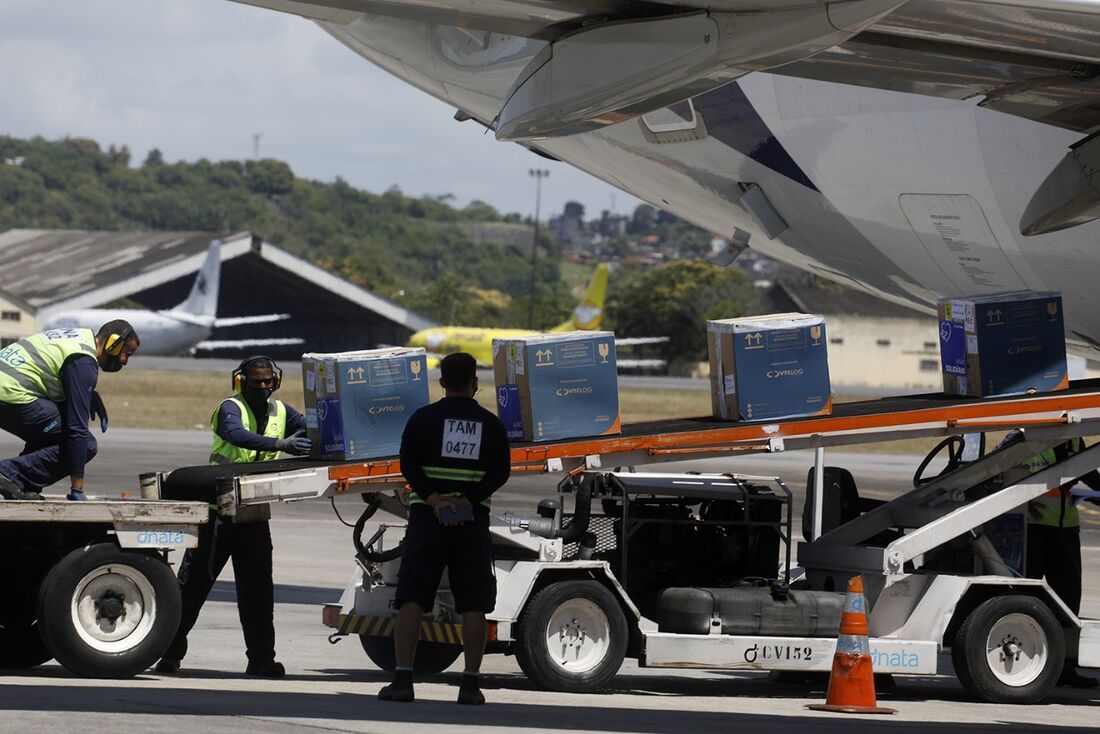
174;240;221;317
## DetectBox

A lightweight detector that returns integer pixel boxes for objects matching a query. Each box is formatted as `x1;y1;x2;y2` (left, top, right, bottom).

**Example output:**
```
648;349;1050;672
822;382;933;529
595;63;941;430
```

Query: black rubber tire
360;635;461;676
36;543;181;678
0;621;52;669
515;579;628;692
952;595;1064;704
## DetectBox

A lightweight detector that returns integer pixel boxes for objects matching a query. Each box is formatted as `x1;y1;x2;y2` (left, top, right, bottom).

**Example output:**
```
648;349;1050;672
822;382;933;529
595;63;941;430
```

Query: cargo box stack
707;313;832;422
301;347;430;460
937;291;1067;397
492;331;621;442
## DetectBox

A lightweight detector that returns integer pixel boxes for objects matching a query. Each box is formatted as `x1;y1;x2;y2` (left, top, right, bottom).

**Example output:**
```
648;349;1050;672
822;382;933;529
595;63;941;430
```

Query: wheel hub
984;612;1048;688
558;618;589;649
545;598;610;674
999;635;1021;663
71;564;157;653
95;591;125;623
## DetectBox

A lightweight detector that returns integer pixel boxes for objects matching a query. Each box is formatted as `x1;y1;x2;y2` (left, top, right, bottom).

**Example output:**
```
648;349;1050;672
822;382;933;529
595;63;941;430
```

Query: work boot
245;660;286;678
457;673;485;705
66;489;86;501
155;658;181;674
1058;667;1099;689
378;669;414;702
0;474;42;501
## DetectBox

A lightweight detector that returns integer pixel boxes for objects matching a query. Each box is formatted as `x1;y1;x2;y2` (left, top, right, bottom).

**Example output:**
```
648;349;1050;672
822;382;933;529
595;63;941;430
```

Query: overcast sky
0;0;641;220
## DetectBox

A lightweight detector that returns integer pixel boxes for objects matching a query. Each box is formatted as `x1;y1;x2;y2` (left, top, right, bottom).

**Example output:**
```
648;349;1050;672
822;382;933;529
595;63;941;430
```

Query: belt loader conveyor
144;379;1100;703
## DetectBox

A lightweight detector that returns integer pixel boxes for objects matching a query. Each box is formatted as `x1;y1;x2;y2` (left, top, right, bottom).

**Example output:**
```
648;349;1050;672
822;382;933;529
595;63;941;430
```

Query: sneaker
1058;668;1099;689
378;681;415;702
457;674;485;705
245;661;286;678
378;670;414;702
0;474;42;501
66;490;87;501
155;658;181;674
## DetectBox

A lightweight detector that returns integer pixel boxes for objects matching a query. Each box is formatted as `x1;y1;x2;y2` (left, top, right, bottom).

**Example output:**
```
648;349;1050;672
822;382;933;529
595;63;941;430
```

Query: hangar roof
0;229;435;332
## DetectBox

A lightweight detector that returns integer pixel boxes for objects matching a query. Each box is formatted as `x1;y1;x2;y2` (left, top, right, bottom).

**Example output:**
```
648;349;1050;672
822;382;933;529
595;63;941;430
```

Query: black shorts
394;504;496;613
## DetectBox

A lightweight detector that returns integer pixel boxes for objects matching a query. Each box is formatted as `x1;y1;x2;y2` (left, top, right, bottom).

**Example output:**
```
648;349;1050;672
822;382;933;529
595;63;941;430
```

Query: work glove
276;429;312;456
90;390;108;433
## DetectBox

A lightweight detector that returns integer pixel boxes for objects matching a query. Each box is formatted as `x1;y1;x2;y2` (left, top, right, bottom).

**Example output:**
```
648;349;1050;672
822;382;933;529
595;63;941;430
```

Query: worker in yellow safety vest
155;355;310;679
0;321;139;500
1003;429;1100;688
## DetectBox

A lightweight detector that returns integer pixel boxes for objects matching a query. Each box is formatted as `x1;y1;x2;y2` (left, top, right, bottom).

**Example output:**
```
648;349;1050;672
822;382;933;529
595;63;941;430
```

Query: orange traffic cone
805;575;896;715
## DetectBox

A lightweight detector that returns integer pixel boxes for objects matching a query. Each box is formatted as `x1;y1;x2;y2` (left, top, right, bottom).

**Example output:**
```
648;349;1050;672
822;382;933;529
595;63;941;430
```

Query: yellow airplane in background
408;264;609;367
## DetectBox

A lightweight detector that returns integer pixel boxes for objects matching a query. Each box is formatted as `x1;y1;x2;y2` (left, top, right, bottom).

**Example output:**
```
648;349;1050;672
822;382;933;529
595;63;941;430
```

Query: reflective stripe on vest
1025;438;1082;528
0;328;97;404
409;464;491;508
209;396;286;465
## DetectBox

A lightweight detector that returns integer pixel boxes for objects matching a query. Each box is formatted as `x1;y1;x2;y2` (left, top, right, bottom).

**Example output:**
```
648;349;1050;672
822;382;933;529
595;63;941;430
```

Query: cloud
0;0;641;218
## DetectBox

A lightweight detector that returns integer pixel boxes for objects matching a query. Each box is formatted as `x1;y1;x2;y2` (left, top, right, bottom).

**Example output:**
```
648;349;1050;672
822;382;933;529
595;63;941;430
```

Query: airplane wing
235;0;1100;134
774;0;1100;135
195;338;306;350
615;358;669;370
213;314;291;327
235;0;1100;232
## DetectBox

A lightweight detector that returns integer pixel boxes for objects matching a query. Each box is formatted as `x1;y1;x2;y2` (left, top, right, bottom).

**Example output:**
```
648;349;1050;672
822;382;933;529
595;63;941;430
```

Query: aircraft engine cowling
1021;133;1100;236
496;1;905;141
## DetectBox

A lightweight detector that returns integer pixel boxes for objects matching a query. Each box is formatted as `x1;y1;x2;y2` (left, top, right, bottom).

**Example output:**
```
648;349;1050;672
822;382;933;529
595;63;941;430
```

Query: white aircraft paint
44;241;296;356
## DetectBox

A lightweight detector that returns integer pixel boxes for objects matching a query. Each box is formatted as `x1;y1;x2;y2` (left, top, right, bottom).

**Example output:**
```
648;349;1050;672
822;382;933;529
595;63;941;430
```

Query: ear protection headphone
103;324;134;357
232;355;282;393
103;323;135;358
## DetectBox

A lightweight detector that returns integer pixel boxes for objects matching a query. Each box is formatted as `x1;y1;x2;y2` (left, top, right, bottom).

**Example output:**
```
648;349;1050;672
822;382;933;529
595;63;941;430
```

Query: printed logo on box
939;319;967;376
496;384;524;441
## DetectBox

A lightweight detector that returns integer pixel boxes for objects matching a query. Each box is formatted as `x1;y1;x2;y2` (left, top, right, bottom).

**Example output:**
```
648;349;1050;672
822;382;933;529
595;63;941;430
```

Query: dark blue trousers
163;512;277;666
0;399;96;492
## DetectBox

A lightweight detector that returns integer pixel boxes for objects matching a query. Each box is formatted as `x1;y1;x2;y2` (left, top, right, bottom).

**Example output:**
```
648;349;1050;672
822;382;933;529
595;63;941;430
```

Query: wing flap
195;338;305;350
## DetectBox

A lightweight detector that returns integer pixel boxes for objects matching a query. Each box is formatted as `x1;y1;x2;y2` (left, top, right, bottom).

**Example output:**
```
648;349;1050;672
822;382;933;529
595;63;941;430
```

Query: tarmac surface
2;428;1100;731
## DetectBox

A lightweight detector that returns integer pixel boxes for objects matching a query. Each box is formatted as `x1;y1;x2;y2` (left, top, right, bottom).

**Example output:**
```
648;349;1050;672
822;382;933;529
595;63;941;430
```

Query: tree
608;260;760;366
143;148;164;168
630;203;655;233
246;159;294;196
0;133;582;331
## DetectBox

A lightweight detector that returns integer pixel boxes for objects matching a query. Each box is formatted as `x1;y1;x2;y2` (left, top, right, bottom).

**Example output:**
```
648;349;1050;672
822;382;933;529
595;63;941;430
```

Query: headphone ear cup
105;334;120;356
232;371;242;393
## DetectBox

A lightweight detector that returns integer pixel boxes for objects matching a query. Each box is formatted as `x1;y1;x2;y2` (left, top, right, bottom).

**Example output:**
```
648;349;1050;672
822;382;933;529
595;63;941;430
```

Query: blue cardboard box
708;313;832;421
301;348;430;460
937;292;1067;397
493;332;621;442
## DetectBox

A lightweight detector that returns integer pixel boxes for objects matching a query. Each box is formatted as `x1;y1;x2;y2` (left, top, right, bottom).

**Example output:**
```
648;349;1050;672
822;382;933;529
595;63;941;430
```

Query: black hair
96;319;140;346
440;352;477;390
241;357;275;374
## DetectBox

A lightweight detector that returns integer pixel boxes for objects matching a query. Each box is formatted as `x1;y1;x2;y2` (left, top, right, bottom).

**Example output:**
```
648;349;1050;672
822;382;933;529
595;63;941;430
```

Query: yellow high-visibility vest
209;396;286;465
1024;438;1083;528
0;328;97;404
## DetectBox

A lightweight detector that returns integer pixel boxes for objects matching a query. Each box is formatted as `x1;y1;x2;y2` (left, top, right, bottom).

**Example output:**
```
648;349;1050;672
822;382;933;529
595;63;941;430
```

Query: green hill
0;135;570;327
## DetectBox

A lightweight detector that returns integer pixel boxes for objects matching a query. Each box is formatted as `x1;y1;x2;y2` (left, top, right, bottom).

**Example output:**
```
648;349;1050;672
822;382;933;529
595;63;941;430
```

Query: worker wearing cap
378;352;510;705
998;429;1100;688
155;355;310;679
0;321;138;501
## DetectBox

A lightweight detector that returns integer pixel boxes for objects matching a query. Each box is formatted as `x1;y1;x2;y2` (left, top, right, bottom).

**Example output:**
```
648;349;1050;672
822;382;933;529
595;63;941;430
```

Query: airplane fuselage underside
320;14;1100;353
